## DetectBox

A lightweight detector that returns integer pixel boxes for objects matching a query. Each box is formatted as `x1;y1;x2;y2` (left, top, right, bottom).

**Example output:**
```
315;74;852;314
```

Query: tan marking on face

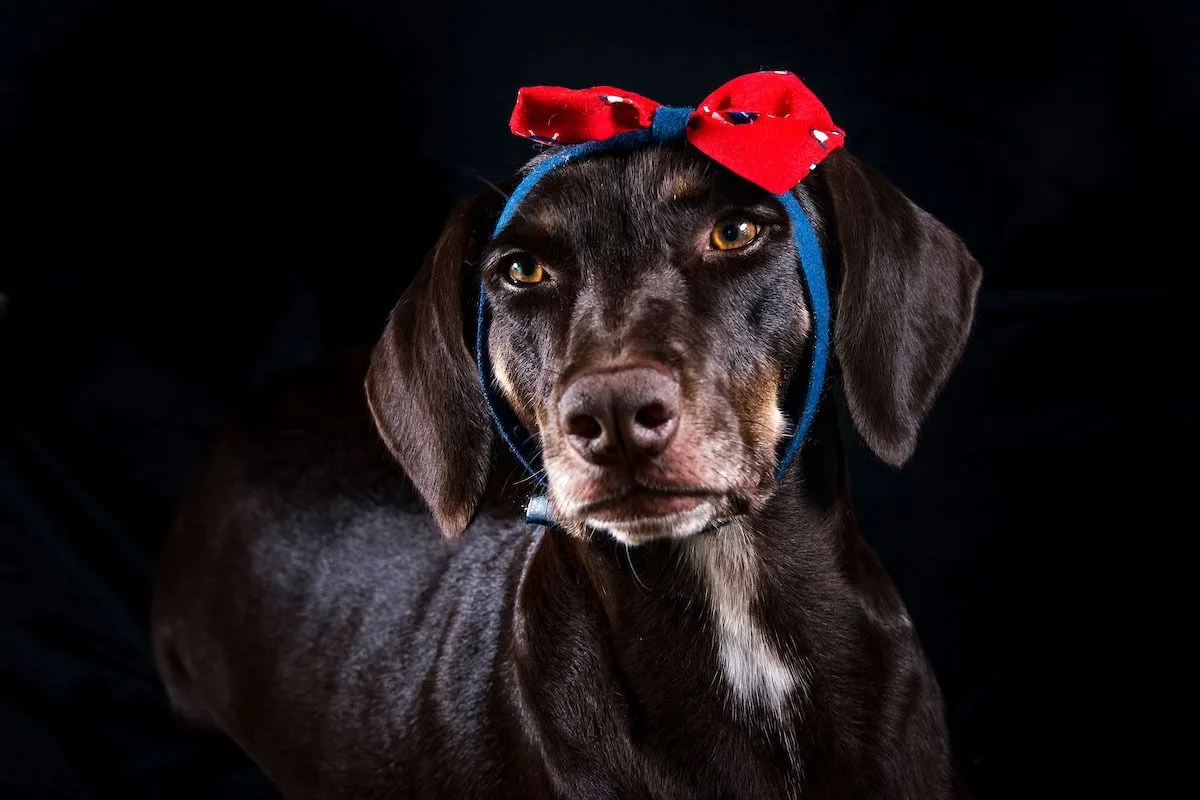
665;175;708;204
492;346;547;435
732;373;786;450
528;207;563;234
492;352;519;405
492;347;539;429
768;404;786;445
795;299;812;340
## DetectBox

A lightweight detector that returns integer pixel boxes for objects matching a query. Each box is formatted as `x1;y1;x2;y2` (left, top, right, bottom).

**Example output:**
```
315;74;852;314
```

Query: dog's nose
559;367;681;466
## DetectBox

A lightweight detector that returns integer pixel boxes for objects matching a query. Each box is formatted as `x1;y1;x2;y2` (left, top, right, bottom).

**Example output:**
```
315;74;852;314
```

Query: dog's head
367;145;980;542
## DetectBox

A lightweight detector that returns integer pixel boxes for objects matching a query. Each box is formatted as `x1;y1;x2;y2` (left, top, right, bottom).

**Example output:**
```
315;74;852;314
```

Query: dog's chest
686;527;808;717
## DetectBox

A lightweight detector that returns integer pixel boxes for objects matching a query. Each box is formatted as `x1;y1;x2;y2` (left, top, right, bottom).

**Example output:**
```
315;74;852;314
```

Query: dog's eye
710;219;759;251
505;254;545;286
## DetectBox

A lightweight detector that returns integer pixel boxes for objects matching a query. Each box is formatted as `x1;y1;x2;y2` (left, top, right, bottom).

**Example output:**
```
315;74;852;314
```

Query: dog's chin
584;501;719;546
567;490;737;546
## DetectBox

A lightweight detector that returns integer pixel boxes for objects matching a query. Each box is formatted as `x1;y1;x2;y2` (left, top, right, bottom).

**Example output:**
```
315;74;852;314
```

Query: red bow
508;71;844;195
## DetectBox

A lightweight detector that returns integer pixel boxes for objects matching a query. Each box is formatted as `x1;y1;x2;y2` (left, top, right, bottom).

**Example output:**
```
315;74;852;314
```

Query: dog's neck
554;465;849;708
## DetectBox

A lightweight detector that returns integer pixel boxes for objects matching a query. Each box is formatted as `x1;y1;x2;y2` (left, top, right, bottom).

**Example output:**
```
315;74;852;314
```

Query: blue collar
474;107;831;529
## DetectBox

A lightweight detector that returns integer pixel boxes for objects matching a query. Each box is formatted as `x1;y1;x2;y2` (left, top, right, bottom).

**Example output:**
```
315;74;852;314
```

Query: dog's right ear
366;195;498;538
818;150;982;467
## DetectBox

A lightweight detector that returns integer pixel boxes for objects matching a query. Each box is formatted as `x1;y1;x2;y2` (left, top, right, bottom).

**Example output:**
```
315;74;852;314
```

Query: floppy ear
819;149;982;467
365;195;497;537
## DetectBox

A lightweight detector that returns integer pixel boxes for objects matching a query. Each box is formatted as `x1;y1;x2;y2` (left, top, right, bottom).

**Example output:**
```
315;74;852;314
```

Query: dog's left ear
365;194;498;537
817;149;983;467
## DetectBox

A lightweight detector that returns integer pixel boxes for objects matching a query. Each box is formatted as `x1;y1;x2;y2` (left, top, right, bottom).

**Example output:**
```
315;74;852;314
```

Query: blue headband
474;108;830;528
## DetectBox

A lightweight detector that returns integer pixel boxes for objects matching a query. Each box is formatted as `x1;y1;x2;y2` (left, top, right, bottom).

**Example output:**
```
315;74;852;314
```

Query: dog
152;74;982;798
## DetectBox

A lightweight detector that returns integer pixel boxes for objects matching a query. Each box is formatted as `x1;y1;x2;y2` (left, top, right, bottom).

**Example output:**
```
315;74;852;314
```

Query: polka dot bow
508;71;845;195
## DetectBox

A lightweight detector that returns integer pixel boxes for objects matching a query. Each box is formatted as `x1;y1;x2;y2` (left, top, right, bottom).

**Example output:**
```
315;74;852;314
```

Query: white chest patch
688;526;801;715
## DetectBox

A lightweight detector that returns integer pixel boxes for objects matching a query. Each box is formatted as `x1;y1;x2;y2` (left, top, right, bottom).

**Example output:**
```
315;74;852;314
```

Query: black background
1;0;1195;797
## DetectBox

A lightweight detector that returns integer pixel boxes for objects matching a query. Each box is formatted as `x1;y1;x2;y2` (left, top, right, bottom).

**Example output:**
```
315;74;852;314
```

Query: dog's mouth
582;487;718;519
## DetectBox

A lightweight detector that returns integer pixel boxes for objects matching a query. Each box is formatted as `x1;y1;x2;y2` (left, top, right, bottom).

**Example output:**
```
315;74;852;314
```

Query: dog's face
481;148;809;543
367;145;981;541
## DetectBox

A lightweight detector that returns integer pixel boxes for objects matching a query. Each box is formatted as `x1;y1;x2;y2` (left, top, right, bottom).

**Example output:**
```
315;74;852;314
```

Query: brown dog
152;135;981;798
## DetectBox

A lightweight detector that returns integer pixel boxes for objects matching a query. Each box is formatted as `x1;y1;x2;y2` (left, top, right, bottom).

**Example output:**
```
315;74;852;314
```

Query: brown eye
710;219;759;251
506;254;545;285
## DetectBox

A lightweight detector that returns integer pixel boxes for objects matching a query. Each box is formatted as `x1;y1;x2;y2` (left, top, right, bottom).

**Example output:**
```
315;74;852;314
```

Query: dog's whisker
625;543;650;592
457;163;510;199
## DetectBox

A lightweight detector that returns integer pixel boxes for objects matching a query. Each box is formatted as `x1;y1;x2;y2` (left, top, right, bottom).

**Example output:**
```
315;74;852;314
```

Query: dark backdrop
2;1;1195;797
